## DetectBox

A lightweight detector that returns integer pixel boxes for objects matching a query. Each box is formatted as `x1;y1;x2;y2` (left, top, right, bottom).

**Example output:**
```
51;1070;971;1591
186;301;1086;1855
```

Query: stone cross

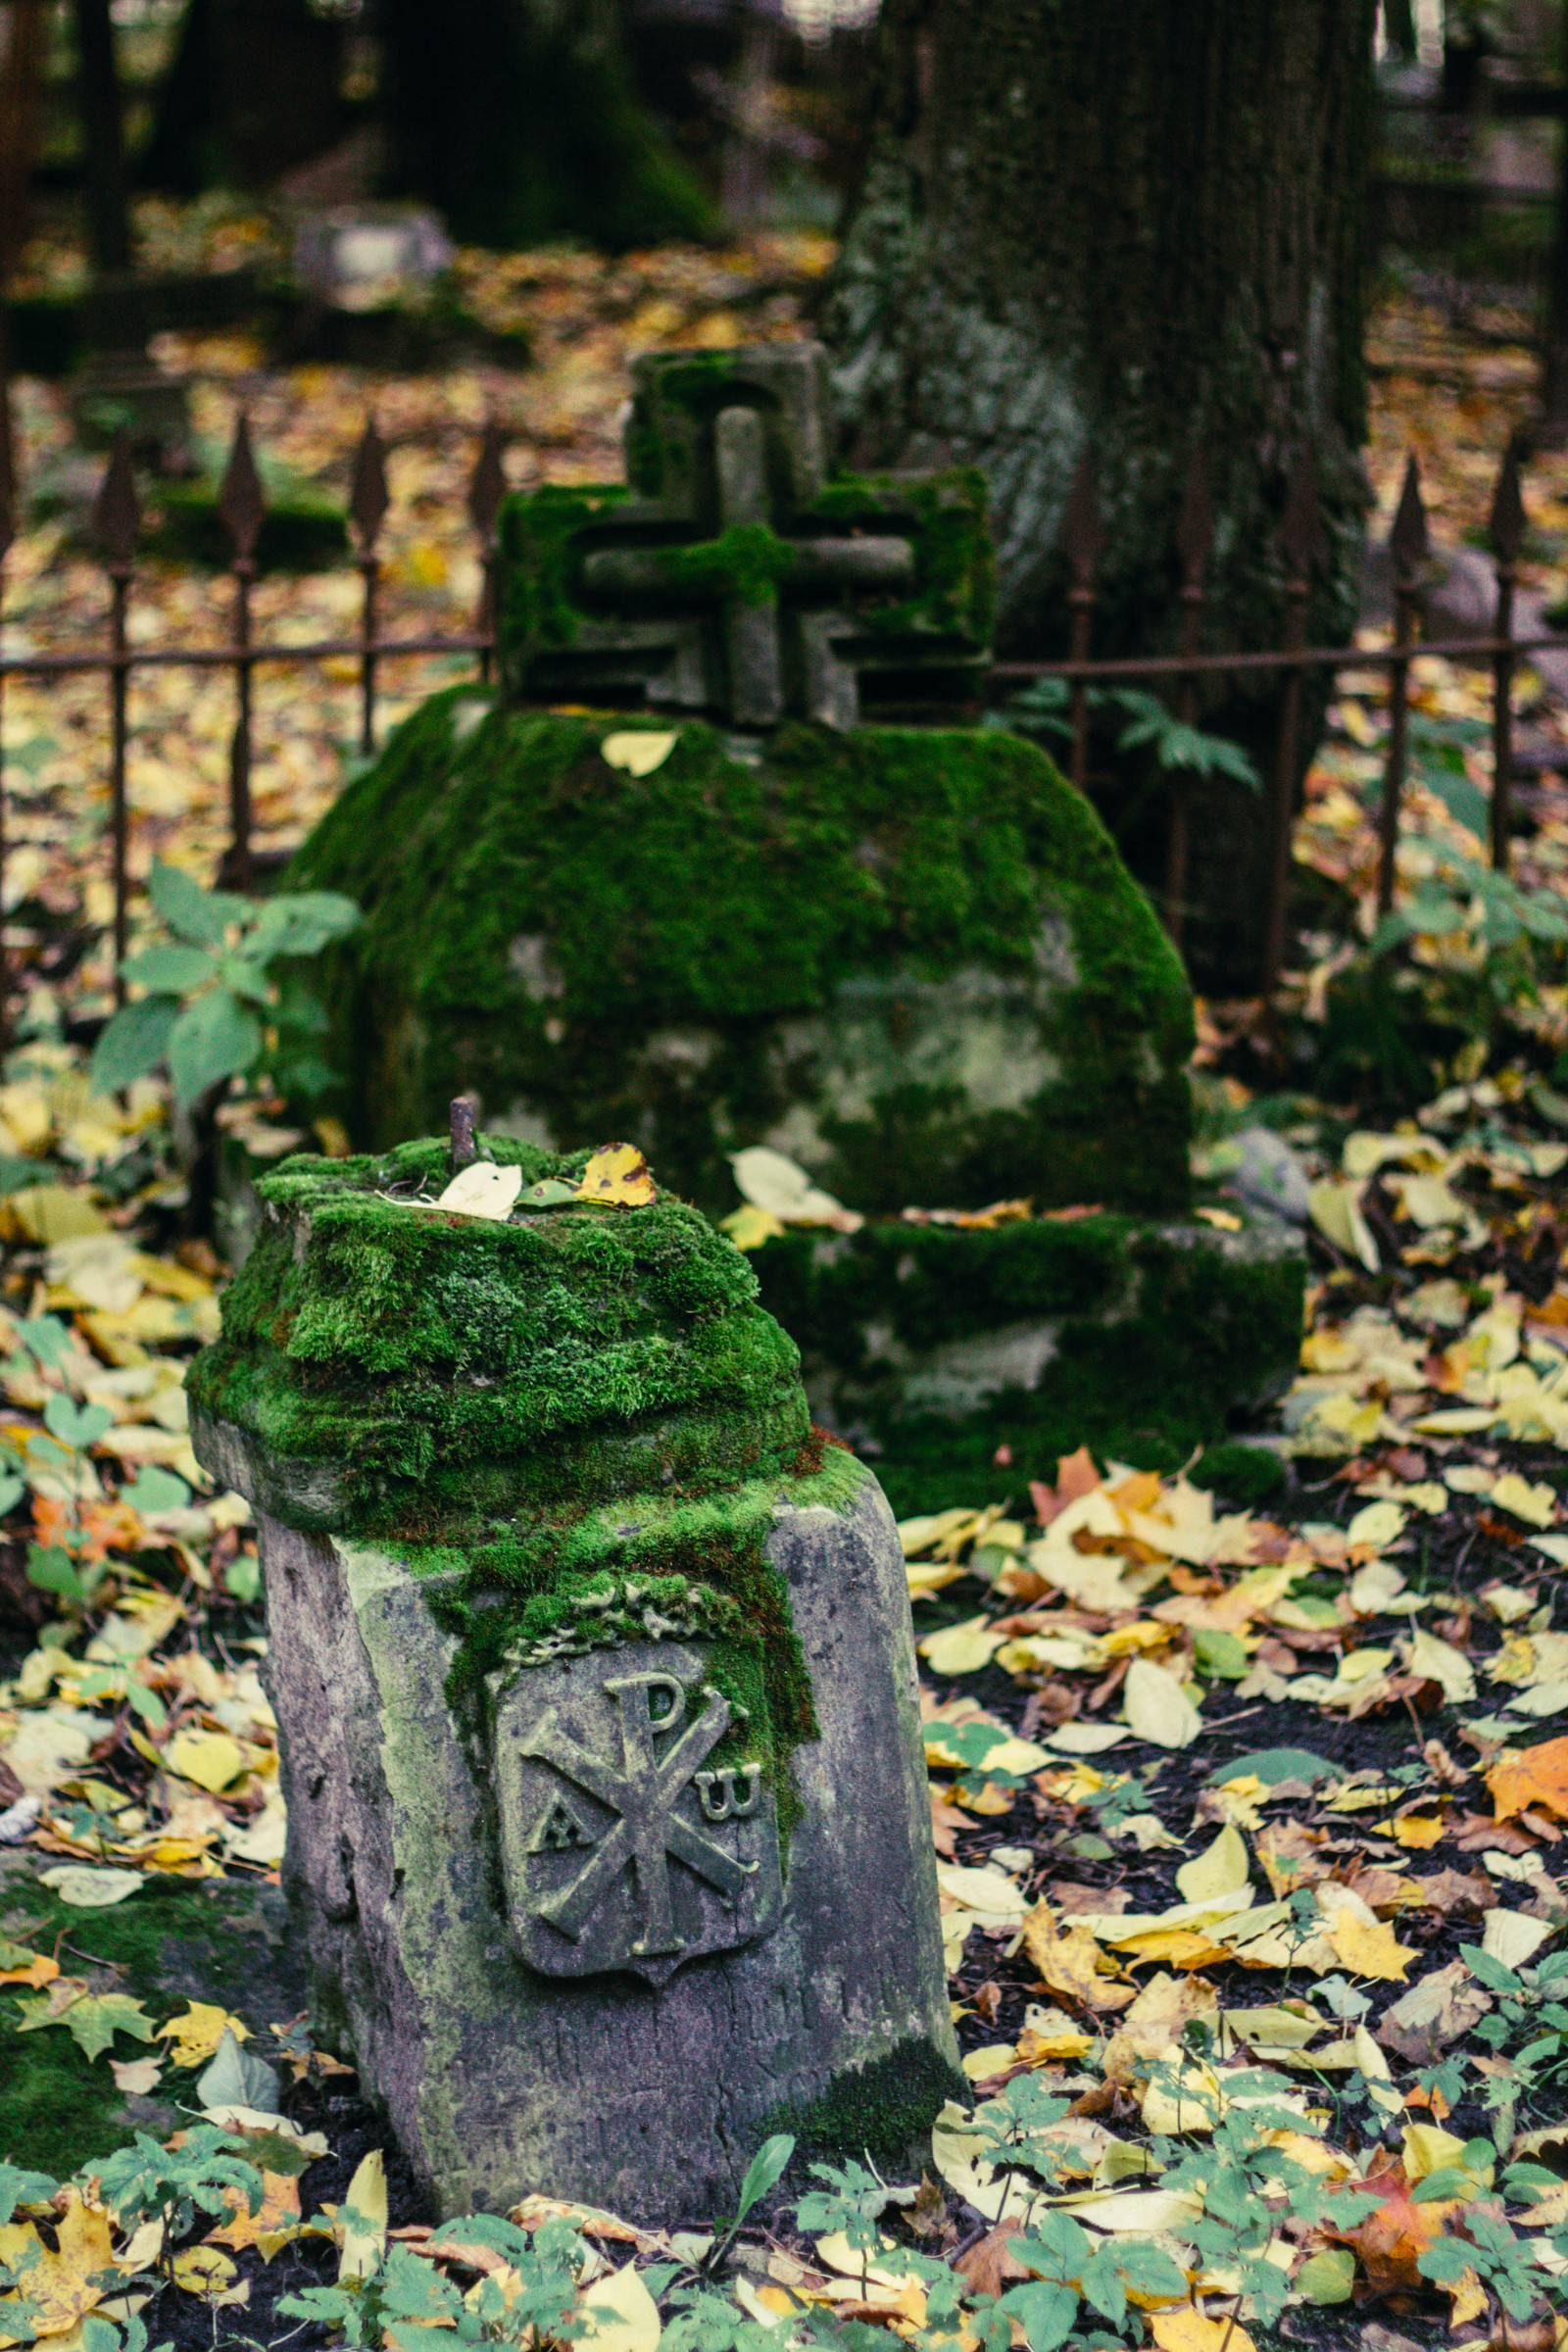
497;341;994;728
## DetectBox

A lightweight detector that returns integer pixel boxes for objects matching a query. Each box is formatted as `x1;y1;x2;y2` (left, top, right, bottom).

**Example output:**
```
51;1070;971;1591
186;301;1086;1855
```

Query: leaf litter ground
0;227;1567;2347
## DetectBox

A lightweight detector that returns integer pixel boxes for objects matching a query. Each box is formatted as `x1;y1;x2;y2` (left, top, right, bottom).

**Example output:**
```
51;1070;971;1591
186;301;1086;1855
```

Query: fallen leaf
1325;2161;1451;2295
1404;1626;1476;1704
109;2055;164;2095
0;2193;115;2337
435;1161;523;1221
1175;1823;1251;1905
954;2220;1030;2299
159;2003;252;2070
337;2147;387;2280
1490;1736;1568;1822
208;2171;301;2255
1376;1961;1494;2064
0;1945;58;1988
1325;1910;1418;1984
36;1865;141;1907
730;1146;860;1233
1491;1472;1557;1529
170;2244;242;2301
1021;1905;1137;2015
1482;1908;1553;1969
1150;2307;1256;2352
579;2261;662;2352
1293;2246;1355;2304
600;731;676;776
165;1731;248;1793
576;1144;657;1209
1122;1657;1203;1749
919;1617;1007;1677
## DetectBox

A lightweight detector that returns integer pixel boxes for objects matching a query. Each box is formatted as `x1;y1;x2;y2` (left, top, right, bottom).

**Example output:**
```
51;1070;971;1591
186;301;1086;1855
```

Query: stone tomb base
256;1466;960;2222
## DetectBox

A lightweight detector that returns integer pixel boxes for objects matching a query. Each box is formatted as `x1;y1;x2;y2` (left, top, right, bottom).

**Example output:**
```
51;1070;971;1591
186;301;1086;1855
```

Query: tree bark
822;0;1377;992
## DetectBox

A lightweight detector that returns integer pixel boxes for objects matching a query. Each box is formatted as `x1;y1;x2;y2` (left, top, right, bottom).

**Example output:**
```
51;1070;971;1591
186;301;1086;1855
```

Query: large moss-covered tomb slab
284;698;1195;1219
189;1138;958;2219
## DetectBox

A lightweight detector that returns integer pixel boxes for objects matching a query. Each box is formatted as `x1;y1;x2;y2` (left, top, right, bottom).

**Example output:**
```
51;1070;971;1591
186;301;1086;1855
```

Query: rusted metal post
468;419;507;688
1262;449;1319;999
218;414;267;892
1489;435;1525;874
350;416;389;760
1166;452;1212;948
89;430;139;998
1378;454;1429;920
1060;449;1102;795
450;1096;477;1172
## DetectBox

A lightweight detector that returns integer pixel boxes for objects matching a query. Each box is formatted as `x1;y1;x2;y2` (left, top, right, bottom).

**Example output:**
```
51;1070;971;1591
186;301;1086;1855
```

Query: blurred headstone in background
290;205;454;314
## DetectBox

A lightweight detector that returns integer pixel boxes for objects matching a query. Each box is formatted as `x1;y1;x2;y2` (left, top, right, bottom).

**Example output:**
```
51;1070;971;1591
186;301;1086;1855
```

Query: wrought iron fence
0;370;1562;1060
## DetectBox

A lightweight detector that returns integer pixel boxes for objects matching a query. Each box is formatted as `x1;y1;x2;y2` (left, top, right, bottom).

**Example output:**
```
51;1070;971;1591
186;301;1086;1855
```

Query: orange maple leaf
1325;2160;1454;2297
208;2171;300;2254
1489;1735;1568;1823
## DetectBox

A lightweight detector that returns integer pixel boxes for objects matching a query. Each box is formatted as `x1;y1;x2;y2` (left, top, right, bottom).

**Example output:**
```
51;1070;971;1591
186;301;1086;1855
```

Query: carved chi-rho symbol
519;1672;760;1959
497;341;993;729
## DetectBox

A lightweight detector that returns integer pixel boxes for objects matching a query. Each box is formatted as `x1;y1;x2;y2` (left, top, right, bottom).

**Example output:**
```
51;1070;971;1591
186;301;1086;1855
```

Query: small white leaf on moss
436;1163;523;1220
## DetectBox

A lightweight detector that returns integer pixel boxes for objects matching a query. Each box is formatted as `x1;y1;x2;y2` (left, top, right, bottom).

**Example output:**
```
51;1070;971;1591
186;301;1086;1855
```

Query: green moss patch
0;1864;304;2177
285;700;1194;1219
753;1214;1305;1518
763;2037;968;2169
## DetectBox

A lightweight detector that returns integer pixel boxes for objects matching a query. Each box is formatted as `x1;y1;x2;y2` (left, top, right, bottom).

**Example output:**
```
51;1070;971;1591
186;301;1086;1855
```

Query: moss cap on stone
187;1134;809;1542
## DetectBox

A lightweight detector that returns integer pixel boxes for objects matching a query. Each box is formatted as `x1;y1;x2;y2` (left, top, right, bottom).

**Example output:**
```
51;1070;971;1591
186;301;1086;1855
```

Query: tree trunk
821;0;1377;993
378;0;714;250
73;0;129;271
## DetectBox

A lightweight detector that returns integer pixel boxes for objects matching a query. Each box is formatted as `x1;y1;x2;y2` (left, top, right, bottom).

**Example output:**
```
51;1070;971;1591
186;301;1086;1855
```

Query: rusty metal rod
1067;586;1093;793
989;631;1568;679
106;563;130;999
228;558;255;893
1493;558;1518;873
358;552;379;759
0;630;492;676
1378;588;1418;917
1261;572;1310;998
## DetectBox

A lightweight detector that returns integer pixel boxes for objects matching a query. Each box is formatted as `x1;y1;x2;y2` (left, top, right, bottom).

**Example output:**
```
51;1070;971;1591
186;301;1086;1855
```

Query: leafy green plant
279;2214;586;2352
702;2132;795;2276
90;859;358;1110
991;2214;1186;2352
795;2158;906;2294
1461;1944;1568;2137
1417;2199;1553;2328
96;2126;264;2279
1150;2074;1337;2328
997;678;1261;789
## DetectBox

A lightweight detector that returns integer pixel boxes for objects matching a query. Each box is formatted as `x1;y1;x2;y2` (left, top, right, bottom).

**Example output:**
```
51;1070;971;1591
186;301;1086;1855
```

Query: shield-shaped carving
490;1641;783;1986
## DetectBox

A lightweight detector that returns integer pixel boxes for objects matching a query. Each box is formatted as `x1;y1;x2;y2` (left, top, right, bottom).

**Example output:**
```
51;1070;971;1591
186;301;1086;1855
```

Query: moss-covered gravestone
286;342;1303;1507
187;1133;958;2220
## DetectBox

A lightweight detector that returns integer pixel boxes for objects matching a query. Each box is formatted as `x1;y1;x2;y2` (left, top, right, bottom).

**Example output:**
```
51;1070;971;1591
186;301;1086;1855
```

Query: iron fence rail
0;388;1560;1056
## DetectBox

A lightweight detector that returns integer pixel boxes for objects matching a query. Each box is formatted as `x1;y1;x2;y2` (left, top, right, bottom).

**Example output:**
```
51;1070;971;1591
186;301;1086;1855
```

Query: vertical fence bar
350;417;389;760
89;430;140;997
218;414;267;891
0;331;14;1054
1262;449;1319;1000
1060;450;1102;794
467;418;507;687
1378;454;1430;919
1489;434;1526;875
1166;452;1212;948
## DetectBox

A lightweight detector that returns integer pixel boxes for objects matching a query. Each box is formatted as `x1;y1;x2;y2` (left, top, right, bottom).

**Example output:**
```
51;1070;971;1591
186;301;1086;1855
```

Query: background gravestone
286;342;1303;1508
188;1135;959;2220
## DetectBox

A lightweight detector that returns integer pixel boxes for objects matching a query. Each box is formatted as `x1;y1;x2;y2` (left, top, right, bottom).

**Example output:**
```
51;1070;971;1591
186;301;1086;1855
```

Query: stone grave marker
285;341;1304;1510
188;1130;959;2220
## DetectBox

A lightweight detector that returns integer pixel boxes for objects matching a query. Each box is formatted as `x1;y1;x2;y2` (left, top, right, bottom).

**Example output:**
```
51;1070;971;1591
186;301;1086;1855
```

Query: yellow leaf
1392;1814;1445;1848
578;2262;662;2352
1174;1824;1251;1906
718;1204;784;1251
1326;1912;1417;1984
337;2148;387;2280
158;2002;251;2069
600;731;677;777
1151;2305;1254;2352
1021;1906;1137;2014
0;2195;114;2338
1122;1657;1203;1749
1346;1500;1406;1550
1140;2057;1225;2135
1491;1471;1557;1529
1444;2265;1489;2328
166;1732;247;1793
918;1616;1006;1676
0;1950;58;1989
435;1162;523;1221
1400;2124;1468;2183
1306;1179;1379;1271
208;2172;301;2255
169;2245;240;2300
108;2056;163;2095
576;1144;657;1209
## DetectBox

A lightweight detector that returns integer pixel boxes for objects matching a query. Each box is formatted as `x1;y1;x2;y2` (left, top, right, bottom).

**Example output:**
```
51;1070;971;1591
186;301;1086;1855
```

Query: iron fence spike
1281;446;1320;573
1060;447;1103;580
1389;452;1429;579
1489;434;1527;567
90;430;141;565
1175;450;1213;585
219;413;268;562
351;416;390;550
467;419;508;540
